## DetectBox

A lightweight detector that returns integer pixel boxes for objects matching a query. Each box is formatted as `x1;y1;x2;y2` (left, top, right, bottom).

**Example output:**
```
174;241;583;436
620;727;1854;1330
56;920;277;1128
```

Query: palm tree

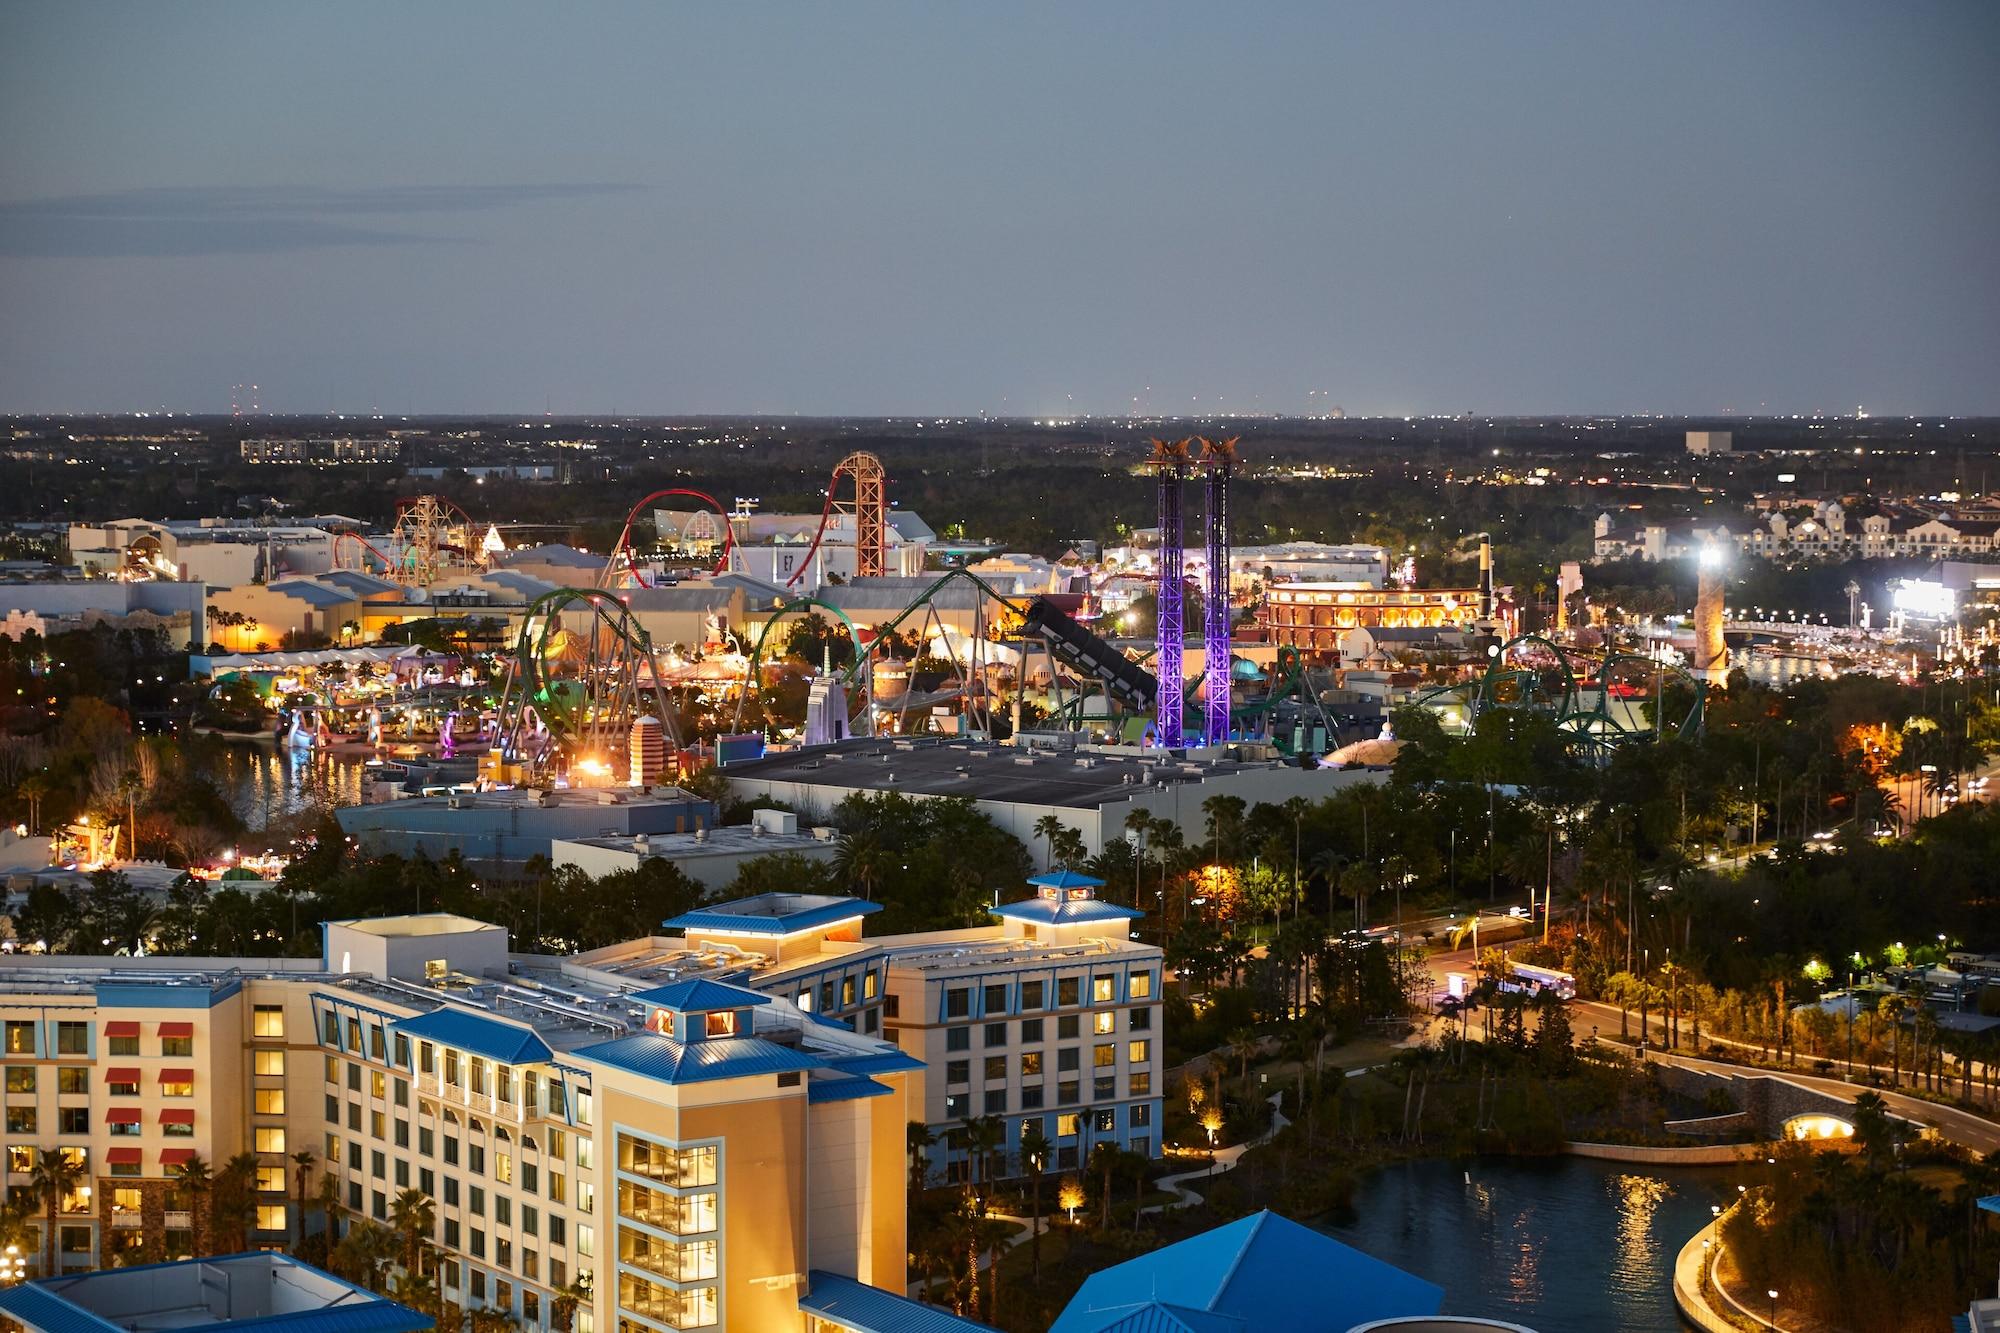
550;1272;593;1333
390;1269;438;1321
960;1116;1005;1200
1123;810;1152;906
115;766;144;861
173;1154;214;1257
907;1121;936;1194
1088;1142;1118;1230
290;1150;317;1253
833;830;887;901
17;772;49;836
1032;815;1064;872
214;1153;261;1252
389;1188;436;1279
28;1149;83;1276
1018;1123;1050;1283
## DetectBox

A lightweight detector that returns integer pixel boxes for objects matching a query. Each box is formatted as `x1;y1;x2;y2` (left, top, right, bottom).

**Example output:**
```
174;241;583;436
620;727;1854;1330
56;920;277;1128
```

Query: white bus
1499;962;1576;1000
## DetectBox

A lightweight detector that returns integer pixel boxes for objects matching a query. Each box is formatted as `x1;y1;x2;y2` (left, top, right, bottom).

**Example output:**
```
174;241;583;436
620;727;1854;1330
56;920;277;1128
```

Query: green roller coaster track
496;588;676;775
1409;632;1706;761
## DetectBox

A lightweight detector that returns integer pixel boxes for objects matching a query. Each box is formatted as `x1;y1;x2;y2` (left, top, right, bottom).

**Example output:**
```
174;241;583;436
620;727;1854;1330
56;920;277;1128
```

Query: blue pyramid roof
628;977;771;1013
1026;870;1107;890
1050;1211;1442;1333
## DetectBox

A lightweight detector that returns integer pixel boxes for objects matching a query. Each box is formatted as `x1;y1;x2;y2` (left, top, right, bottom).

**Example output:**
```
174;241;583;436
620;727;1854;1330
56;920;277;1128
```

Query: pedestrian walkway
1145;1092;1291;1212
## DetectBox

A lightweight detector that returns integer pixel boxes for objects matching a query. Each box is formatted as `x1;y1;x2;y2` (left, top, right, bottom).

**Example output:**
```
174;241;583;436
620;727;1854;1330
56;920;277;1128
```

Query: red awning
157;1068;193;1084
103;1022;140;1038
158;1109;195;1125
105;1148;143;1165
159;1149;195;1167
104;1067;140;1083
105;1108;142;1125
157;1022;193;1038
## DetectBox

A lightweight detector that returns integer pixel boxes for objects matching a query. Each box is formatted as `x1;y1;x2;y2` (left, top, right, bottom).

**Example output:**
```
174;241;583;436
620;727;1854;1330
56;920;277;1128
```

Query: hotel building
0;913;927;1333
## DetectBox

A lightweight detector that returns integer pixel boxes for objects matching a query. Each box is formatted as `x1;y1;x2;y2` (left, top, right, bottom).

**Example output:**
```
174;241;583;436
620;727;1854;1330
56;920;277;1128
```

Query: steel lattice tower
1200;437;1237;745
1147;438;1192;746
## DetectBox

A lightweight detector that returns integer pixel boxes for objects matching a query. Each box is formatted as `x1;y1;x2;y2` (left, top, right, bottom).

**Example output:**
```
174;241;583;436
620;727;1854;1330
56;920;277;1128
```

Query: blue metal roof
0;1254;430;1333
806;1074;894;1104
665;892;881;935
628;977;772;1013
1052;1305;1246;1333
992;897;1145;926
1049;1211;1442;1333
390;1007;554;1066
1027;870;1107;890
797;1271;999;1333
823;1049;927;1077
575;1032;819;1084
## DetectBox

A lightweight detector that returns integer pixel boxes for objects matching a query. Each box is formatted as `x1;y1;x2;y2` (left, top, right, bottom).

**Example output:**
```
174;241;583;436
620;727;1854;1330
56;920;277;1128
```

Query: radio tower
1146;438;1192;747
1200;437;1237;746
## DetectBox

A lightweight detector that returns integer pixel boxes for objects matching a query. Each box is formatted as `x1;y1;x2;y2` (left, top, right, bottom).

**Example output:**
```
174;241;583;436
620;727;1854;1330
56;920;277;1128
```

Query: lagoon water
1320;1155;1731;1332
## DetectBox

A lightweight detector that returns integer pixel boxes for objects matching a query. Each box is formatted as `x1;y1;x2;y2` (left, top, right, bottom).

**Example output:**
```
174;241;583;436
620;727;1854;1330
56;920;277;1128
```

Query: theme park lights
1058;1177;1084;1225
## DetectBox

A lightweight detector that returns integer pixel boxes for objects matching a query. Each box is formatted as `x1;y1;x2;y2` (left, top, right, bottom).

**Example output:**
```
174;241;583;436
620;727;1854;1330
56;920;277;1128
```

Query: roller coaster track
601;488;737;587
784;451;888;588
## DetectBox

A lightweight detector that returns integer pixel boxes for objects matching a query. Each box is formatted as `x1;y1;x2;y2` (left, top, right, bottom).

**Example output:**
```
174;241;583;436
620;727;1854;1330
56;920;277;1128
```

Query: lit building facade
0;911;923;1332
1262;583;1490;655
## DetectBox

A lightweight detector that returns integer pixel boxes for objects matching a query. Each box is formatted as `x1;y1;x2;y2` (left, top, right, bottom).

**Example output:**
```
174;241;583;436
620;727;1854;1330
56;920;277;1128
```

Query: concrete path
1144;1092;1292;1213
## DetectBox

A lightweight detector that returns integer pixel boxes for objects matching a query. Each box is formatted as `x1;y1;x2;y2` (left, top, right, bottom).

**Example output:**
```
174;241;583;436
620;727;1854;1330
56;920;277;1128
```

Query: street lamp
0;1244;23;1284
1768;1288;1779;1329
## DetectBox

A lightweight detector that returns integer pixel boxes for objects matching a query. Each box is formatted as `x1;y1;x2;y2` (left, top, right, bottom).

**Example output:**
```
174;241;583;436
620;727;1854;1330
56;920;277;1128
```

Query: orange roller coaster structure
786;451;888;587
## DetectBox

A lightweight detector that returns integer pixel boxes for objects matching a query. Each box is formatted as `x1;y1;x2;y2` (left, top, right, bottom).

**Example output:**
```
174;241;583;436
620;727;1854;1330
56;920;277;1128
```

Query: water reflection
1320;1156;1727;1332
212;746;368;832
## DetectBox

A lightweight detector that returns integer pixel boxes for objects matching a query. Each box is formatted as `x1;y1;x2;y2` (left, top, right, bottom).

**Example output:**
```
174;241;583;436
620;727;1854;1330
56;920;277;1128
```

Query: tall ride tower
1199;437;1237;746
1146;438;1192;746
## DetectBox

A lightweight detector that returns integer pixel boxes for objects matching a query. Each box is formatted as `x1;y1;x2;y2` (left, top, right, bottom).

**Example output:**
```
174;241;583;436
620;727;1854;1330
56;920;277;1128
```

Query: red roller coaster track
602;489;737;587
785;451;887;588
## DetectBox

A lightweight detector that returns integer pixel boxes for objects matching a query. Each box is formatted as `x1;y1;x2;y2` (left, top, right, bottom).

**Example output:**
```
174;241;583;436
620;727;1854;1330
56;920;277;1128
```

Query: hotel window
841;976;856;1007
255;1127;287;1153
108;1072;139;1096
345;1018;362;1050
1058;977;1080;1006
56;1068;86;1095
578;1179;595;1213
420;1042;435;1076
55;1022;86;1055
1129;1008;1151;1032
325;1095;339;1124
496;1153;512;1185
984;1023;1007;1047
703;1011;736;1039
163;1115;194;1138
1130;1071;1152;1096
1092;976;1115;1004
863;970;877;1000
470;1059;488;1096
522;1205;537;1237
1057;1048;1079;1073
256;1166;285;1192
372;1111;386;1138
113;1187;142;1214
576;1222;594;1258
443;1051;460;1086
1128;1040;1150;1065
256;1090;286;1116
497;1238;512;1270
946;1061;969;1085
256;1204;287;1232
945;988;970;1019
347;1063;361;1092
546;1130;564;1162
549;1216;567;1247
984;1056;1006;1082
1058;1081;1079;1107
521;1161;537;1192
1093;1012;1114;1036
57;1146;84;1170
944;1094;966;1120
58;1108;88;1135
576;1091;594;1125
394;1035;411;1067
1094;1075;1115;1101
1021;1086;1044;1110
982;984;1007;1014
107;1115;141;1138
1095;1109;1116;1133
469;1144;485;1174
1055;1113;1080;1139
6;1146;33;1172
548;1172;565;1205
161;1034;192;1058
108;1033;139;1057
369;1025;386;1061
444;1178;459;1206
1058;1015;1079;1040
4;1068;32;1095
1131;1104;1151;1128
497;1068;514;1104
1021;980;1045;1010
945;1027;970;1052
254;1005;285;1038
395;1119;409;1149
4;1022;34;1055
255;1050;285;1077
395;1160;408;1187
1020;1052;1042;1077
323;1013;340;1045
575;1136;594;1170
324;1055;339;1083
109;1158;141;1178
420;1127;433;1156
371;1070;386;1099
984;1090;1007;1114
1129;972;1153;999
1021;1018;1043;1043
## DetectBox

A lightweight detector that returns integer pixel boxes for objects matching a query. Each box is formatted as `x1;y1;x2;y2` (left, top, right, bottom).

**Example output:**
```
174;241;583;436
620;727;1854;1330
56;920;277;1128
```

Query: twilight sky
2;2;1996;418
